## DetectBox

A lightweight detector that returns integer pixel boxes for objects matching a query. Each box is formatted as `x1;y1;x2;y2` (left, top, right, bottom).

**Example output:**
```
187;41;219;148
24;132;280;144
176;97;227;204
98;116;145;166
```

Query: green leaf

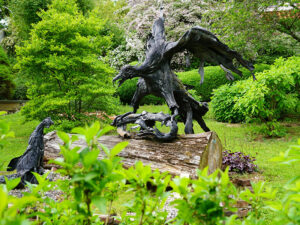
57;131;70;144
97;125;114;137
32;171;50;185
83;148;100;167
4;177;21;191
84;172;98;181
71;127;86;135
92;196;107;213
99;143;110;156
110;141;128;158
265;200;282;211
0;187;8;216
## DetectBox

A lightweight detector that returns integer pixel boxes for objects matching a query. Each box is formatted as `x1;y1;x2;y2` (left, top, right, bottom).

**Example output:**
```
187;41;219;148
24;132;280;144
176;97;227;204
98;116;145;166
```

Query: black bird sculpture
0;117;54;188
113;10;254;140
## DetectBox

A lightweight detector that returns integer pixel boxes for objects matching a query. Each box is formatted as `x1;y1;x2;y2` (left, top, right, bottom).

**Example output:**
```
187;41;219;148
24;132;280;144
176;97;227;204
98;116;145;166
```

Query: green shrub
235;56;299;122
211;56;300;134
177;64;270;102
210;84;246;123
116;78;164;105
0;47;15;100
16;0;119;122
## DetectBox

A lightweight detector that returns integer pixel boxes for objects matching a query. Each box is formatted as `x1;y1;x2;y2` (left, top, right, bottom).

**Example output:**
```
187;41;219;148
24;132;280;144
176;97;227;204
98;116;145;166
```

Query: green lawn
1;105;299;191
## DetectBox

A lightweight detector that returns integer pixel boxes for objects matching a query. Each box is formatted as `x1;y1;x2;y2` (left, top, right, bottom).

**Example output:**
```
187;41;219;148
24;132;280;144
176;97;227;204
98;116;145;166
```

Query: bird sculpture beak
113;73;122;85
113;72;126;87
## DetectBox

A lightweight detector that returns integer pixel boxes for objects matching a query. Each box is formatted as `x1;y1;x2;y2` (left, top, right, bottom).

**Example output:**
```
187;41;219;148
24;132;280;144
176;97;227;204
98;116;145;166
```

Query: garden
0;0;299;224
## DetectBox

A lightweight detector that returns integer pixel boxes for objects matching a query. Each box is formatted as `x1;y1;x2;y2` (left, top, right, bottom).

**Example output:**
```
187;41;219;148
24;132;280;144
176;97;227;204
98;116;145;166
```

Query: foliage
16;0;119;123
8;0;51;42
222;150;258;174
5;0;96;43
0;120;300;224
0;46;15;99
235;56;299;122
0;111;14;151
178;64;270;101
228;139;300;225
252;120;287;138
120;0;298;67
211;84;245;123
203;0;299;62
170;167;237;225
121;161;170;224
211;56;300;128
51;122;125;224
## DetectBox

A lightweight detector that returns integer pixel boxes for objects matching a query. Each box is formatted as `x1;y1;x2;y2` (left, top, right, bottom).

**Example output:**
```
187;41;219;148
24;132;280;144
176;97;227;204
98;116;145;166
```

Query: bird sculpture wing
164;26;256;83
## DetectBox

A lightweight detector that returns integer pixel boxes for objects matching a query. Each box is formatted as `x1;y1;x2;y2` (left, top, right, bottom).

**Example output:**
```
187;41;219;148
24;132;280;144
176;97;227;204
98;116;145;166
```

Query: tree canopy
16;0;118;122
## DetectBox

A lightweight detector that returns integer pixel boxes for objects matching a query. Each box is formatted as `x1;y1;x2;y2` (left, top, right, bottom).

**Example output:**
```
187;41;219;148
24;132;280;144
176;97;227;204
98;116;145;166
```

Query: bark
44;131;223;177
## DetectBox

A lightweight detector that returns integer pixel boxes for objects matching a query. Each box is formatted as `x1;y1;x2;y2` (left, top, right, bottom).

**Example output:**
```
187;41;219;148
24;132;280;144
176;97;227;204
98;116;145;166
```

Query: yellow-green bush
211;56;300;124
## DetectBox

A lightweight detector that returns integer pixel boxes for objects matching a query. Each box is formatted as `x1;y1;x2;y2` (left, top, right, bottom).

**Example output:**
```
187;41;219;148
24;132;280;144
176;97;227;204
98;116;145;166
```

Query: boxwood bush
211;56;300;123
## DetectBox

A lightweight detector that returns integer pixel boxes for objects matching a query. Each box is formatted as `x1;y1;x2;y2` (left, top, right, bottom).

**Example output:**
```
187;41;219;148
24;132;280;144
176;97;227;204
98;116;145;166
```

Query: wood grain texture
44;131;223;178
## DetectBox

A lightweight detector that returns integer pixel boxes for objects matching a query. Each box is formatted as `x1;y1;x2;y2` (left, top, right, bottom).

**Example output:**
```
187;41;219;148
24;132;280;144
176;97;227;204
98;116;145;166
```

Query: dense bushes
177;64;270;102
16;0;119;123
0;47;15;100
211;56;300;124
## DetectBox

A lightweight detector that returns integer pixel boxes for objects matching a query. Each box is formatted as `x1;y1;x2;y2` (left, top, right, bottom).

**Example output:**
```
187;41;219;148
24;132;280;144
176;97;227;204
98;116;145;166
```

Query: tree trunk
44;131;223;178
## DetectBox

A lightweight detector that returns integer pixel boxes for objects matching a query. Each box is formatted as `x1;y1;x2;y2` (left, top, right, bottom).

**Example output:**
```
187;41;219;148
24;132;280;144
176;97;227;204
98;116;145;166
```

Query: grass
0;105;300;187
0;113;39;170
0;106;299;224
1;106;299;190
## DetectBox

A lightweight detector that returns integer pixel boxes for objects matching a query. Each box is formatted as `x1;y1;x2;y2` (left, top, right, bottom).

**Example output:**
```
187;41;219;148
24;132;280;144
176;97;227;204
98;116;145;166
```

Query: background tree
0;46;15;100
1;0;97;54
119;0;299;67
203;0;299;63
16;0;118;124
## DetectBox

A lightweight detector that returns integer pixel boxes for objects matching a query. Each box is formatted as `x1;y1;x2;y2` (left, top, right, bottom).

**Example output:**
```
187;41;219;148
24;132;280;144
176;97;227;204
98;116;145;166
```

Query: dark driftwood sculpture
112;111;178;140
113;12;255;140
0;117;54;187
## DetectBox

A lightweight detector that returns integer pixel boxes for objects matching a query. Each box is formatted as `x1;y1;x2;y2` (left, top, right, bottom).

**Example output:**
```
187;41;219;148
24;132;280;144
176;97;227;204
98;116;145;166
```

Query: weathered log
44;131;223;178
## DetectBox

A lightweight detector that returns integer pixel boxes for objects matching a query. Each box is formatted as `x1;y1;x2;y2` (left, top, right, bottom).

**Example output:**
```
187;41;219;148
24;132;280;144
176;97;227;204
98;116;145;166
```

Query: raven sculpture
113;11;255;139
0;117;54;187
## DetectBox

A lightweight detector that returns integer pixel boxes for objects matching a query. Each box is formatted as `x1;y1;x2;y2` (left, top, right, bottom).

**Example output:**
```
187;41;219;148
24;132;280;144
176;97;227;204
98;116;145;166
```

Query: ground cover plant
1;105;299;189
0;116;299;224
